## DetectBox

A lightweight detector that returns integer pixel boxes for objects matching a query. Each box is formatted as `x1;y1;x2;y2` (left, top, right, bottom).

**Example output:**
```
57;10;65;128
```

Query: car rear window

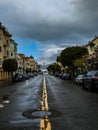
87;71;98;76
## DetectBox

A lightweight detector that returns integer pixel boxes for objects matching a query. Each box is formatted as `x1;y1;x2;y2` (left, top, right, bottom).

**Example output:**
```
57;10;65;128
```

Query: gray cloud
0;0;98;63
0;0;98;43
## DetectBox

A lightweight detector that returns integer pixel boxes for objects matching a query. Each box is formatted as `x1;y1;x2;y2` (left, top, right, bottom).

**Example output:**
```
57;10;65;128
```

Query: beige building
0;22;38;80
34;61;38;71
85;36;98;70
29;56;38;72
0;22;17;80
25;56;38;73
86;36;98;55
17;53;26;74
17;55;38;74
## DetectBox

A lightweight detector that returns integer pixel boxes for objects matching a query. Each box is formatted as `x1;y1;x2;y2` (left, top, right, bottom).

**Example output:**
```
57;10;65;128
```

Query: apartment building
25;56;38;73
86;36;98;55
17;53;26;74
0;22;39;80
33;61;38;71
85;36;98;70
0;22;17;80
16;54;38;74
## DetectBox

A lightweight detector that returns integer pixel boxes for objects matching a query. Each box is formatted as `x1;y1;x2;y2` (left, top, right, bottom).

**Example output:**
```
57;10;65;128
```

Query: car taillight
92;76;98;80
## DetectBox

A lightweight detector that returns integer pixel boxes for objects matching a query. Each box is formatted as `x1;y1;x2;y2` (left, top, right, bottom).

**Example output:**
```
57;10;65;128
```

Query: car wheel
78;82;80;86
82;81;85;89
88;82;93;92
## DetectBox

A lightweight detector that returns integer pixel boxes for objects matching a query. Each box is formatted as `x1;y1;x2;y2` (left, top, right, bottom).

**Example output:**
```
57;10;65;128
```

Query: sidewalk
0;79;12;87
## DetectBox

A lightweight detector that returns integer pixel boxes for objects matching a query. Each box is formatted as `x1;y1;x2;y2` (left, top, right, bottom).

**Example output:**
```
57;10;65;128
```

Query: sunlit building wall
17;53;26;74
86;36;98;55
0;22;17;80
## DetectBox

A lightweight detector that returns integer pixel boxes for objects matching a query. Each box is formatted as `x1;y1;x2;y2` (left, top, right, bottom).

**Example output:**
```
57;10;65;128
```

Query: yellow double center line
40;76;51;130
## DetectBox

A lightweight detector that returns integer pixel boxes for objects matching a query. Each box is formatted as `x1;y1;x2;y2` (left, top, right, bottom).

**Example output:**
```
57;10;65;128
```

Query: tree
73;57;87;74
73;57;86;68
47;63;61;73
2;59;18;78
56;55;61;63
60;46;88;67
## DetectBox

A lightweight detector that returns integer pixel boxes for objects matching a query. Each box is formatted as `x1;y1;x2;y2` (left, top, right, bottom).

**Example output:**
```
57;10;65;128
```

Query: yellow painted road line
40;76;51;130
40;118;45;129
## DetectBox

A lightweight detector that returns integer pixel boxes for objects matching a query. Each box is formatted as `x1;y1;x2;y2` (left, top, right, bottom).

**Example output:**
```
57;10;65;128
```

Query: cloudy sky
0;0;98;64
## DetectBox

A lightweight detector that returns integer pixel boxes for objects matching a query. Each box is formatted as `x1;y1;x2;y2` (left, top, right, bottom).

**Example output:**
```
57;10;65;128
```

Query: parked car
33;72;38;76
23;74;29;80
12;73;26;82
75;74;85;86
28;73;34;78
82;70;98;91
59;72;64;79
49;72;54;75
55;72;60;77
62;73;71;80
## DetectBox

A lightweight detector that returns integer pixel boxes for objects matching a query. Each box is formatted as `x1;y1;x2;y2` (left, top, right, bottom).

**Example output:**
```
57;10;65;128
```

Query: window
0;35;1;40
6;40;9;44
0;46;1;52
0;46;3;53
0;35;2;40
0;58;2;65
11;51;13;56
0;34;4;41
7;50;9;55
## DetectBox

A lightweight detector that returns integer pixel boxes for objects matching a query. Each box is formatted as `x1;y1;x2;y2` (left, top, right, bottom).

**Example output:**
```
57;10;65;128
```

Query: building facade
0;22;17;80
0;22;39;80
86;36;98;55
17;54;26;74
25;56;38;73
86;36;98;70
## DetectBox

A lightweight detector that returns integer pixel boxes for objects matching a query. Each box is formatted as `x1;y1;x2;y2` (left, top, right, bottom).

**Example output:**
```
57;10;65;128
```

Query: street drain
23;109;62;119
32;111;52;117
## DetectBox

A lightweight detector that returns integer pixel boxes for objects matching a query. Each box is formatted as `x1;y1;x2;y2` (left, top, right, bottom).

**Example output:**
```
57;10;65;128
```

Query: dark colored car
12;73;26;82
59;72;64;79
23;74;30;80
55;72;60;77
33;72;38;76
75;74;85;86
27;73;34;78
82;70;98;91
62;73;71;80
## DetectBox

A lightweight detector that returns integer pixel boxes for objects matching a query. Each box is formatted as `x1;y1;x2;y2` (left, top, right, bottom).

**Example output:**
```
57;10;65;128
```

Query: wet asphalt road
46;75;98;130
0;75;43;130
0;74;98;130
